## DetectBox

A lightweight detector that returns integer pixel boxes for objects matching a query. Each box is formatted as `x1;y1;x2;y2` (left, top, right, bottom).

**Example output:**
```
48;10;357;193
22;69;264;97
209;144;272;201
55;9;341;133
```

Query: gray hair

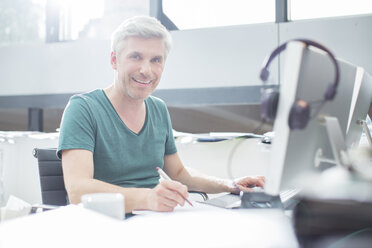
111;16;172;58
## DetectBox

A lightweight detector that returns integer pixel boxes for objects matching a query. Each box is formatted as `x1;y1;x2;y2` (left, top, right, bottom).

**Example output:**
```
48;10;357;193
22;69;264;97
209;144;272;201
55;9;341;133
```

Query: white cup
81;193;125;220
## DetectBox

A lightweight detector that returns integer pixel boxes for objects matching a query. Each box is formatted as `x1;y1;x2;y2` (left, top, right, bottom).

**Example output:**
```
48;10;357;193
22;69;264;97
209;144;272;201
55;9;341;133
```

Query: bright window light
58;0;104;40
291;0;372;20
163;0;275;30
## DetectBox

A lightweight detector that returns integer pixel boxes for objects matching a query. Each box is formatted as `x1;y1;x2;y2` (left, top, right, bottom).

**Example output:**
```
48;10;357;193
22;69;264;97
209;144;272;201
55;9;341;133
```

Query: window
0;0;150;44
57;0;105;40
291;0;372;20
0;0;45;45
163;0;275;30
52;0;149;41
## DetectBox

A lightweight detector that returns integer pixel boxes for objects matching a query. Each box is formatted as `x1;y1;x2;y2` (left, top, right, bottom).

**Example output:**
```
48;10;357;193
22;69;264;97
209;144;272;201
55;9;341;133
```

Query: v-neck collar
101;89;148;136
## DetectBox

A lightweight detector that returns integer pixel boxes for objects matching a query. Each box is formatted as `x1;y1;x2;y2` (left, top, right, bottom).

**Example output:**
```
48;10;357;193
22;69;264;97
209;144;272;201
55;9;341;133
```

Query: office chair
32;148;67;207
32;148;208;207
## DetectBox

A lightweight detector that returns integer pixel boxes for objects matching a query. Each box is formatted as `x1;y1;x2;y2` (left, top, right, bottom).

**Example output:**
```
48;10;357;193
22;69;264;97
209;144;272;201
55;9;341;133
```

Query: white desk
177;137;271;179
0;134;268;207
0;204;299;248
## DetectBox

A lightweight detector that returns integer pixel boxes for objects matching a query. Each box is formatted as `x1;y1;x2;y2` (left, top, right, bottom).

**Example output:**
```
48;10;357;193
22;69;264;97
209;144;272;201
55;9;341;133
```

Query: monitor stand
360;117;372;146
322;115;372;182
240;116;350;210
320;115;351;169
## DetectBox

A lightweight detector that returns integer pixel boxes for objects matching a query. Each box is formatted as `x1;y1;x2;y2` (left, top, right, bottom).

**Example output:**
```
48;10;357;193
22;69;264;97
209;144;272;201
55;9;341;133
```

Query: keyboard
280;188;301;210
200;188;300;209
200;193;241;209
280;188;301;203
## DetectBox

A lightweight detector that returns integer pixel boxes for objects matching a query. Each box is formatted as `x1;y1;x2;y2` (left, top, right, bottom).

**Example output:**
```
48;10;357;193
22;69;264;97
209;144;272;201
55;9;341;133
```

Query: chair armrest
30;204;60;213
188;191;209;201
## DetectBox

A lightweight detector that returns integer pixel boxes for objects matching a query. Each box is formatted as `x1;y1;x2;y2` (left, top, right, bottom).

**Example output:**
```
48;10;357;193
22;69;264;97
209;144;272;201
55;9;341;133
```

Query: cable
227;120;267;190
227;137;247;180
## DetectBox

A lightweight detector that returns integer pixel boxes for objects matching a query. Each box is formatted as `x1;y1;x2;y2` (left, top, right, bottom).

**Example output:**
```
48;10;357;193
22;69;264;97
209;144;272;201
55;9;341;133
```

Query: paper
209;132;262;138
0;195;32;221
132;200;224;215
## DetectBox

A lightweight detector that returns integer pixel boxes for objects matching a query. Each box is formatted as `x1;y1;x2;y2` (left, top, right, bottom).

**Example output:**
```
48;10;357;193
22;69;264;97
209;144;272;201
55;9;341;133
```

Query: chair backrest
32;148;67;206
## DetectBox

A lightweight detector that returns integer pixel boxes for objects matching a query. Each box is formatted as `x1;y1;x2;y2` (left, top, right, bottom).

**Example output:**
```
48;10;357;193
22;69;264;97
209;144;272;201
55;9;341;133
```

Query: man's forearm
66;178;151;213
176;167;235;194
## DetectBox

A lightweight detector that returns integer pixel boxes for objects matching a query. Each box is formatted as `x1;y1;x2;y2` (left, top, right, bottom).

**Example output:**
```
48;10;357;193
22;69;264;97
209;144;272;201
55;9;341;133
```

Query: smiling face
111;36;166;101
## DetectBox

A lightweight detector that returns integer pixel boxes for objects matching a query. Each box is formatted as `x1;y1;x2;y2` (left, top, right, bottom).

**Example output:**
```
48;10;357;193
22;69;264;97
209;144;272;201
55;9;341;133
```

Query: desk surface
0;203;299;248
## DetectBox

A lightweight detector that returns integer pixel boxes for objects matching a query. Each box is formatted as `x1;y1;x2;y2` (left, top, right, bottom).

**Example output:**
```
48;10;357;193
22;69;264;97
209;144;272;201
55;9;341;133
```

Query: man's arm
62;149;188;213
163;153;265;194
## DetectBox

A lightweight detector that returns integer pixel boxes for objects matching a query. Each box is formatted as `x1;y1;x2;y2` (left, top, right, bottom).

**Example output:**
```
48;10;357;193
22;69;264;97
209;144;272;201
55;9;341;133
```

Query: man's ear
110;51;117;69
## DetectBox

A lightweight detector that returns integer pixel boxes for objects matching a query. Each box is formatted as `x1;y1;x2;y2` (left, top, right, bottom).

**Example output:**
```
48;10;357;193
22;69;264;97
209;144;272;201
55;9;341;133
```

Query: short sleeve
163;103;177;155
57;96;96;158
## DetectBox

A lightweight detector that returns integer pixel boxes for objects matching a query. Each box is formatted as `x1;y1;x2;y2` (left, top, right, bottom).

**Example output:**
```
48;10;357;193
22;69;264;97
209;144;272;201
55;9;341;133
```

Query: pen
156;167;193;207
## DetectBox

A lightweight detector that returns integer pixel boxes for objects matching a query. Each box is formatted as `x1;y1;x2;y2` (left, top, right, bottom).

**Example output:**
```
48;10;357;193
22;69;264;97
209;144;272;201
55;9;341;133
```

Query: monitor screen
264;42;358;195
346;69;372;148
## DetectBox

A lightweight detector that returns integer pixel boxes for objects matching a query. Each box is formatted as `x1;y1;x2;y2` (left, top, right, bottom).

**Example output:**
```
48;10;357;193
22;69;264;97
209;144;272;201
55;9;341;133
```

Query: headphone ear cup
261;89;279;122
288;100;311;130
324;83;337;100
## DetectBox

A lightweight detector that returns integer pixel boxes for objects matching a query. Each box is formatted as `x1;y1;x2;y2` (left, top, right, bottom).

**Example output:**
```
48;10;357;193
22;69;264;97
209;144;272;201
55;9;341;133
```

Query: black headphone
260;39;340;130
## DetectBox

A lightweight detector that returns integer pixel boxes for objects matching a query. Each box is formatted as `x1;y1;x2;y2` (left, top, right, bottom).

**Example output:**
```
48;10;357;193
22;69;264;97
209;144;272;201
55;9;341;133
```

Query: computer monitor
346;69;372;148
264;42;358;195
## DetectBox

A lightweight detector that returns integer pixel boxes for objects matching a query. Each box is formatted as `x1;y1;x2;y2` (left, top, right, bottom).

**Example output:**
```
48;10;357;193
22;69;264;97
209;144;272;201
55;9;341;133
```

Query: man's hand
146;180;189;212
232;176;266;194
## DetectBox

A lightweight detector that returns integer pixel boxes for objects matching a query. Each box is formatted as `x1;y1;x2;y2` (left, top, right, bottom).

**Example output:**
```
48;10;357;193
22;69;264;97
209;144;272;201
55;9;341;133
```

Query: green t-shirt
57;89;177;189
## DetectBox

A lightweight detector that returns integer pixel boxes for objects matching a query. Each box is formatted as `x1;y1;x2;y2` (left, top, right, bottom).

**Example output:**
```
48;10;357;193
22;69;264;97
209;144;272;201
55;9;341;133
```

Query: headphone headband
260;39;340;129
260;39;340;100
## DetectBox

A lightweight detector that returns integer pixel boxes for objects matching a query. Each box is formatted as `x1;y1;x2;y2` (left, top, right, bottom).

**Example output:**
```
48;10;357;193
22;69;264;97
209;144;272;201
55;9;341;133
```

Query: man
58;16;265;213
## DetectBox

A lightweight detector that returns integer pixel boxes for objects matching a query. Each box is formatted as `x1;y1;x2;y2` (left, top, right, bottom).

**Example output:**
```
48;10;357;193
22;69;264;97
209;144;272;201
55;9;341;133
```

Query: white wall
279;14;372;77
0;40;112;95
160;23;278;89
